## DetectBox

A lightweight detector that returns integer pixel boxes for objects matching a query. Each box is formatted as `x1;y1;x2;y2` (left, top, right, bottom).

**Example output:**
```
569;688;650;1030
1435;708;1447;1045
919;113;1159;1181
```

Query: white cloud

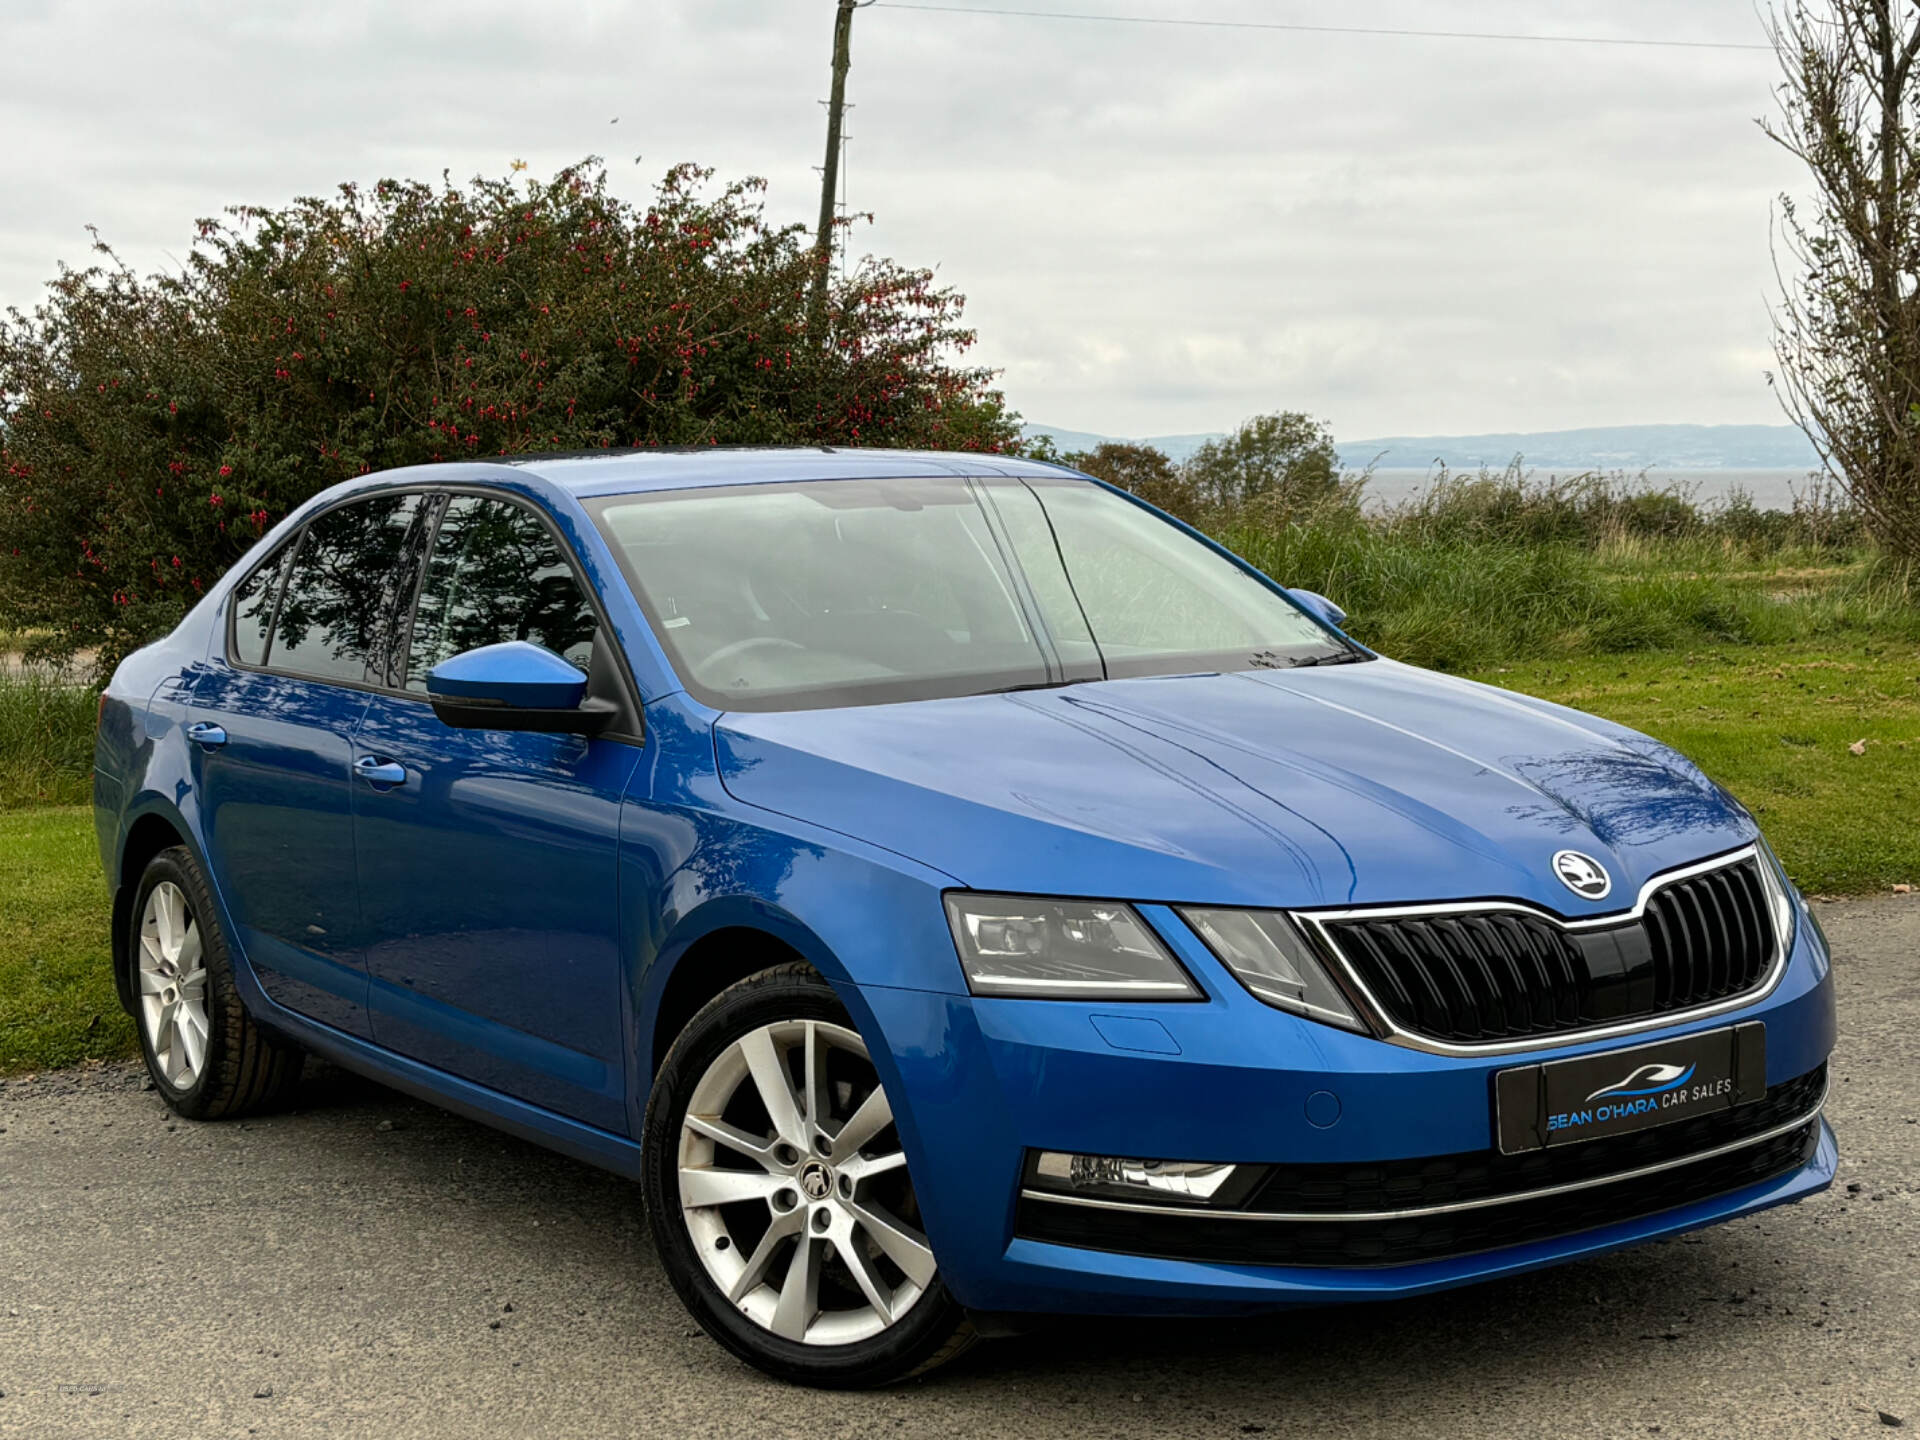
0;0;1806;439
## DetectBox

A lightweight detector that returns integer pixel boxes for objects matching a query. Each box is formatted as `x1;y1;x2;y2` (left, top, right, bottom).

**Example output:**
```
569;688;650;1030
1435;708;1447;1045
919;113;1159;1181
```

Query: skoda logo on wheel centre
1552;849;1613;900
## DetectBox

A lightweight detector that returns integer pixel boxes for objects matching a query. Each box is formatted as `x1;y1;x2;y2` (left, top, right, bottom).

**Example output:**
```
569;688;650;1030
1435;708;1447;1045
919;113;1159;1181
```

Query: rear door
189;493;425;1036
352;492;641;1131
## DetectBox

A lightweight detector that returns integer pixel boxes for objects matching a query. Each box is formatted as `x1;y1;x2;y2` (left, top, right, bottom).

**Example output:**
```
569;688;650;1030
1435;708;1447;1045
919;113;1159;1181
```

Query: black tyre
642;963;976;1387
129;846;304;1120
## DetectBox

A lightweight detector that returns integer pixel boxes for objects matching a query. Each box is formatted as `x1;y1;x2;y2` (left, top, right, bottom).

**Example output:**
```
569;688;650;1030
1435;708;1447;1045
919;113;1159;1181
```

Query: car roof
490;446;1081;498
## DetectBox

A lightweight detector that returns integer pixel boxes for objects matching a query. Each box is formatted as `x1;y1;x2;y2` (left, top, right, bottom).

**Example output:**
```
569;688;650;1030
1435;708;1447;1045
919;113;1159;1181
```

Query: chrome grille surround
1295;845;1790;1056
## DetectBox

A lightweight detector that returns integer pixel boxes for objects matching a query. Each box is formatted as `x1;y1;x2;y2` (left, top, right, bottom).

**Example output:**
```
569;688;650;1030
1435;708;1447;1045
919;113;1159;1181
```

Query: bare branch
1764;0;1920;559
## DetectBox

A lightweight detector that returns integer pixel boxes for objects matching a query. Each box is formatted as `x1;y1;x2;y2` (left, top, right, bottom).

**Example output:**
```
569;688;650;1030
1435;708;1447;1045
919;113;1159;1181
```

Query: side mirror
426;641;615;735
1287;588;1347;630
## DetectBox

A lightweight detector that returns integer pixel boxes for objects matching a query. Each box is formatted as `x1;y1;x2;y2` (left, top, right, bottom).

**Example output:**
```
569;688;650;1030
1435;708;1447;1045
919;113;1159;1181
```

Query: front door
353;493;639;1132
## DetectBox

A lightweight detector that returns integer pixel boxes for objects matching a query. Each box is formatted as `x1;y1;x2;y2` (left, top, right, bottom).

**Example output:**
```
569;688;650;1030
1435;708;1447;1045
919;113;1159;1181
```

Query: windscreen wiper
1283;651;1366;668
980;676;1099;696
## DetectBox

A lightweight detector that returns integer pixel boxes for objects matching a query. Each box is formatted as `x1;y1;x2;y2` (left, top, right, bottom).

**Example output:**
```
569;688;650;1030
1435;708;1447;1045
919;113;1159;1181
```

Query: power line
871;2;1774;53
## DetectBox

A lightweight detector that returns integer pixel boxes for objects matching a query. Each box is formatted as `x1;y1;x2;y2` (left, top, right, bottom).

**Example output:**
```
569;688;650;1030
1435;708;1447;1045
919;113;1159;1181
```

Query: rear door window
404;495;598;692
268;494;423;684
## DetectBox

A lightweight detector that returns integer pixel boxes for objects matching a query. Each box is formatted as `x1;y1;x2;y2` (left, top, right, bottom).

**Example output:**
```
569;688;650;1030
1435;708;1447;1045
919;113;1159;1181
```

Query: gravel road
2;898;1915;1440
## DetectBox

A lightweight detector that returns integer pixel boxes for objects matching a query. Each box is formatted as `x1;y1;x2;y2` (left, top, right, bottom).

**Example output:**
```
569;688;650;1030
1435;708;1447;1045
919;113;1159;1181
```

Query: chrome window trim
1018;1075;1826;1226
1294;844;1789;1057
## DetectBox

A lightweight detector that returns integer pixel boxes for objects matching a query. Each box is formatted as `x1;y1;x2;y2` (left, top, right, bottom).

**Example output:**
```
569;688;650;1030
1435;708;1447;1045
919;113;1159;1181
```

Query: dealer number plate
1494;1022;1766;1155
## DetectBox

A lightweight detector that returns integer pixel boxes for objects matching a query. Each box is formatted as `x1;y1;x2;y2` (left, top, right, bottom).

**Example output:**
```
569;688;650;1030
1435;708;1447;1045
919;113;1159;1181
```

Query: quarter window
405;495;597;691
229;543;290;668
269;494;423;684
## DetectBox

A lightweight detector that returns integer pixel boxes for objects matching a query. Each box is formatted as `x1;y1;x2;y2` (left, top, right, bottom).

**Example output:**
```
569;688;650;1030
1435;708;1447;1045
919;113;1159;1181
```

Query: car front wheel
642;963;975;1387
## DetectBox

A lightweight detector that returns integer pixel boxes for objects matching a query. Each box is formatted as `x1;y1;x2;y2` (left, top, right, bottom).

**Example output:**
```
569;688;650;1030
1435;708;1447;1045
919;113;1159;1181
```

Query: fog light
1029;1151;1246;1205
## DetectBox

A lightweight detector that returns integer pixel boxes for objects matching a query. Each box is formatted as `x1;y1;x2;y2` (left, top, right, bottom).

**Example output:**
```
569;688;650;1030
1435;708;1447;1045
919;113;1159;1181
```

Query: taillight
97;690;108;731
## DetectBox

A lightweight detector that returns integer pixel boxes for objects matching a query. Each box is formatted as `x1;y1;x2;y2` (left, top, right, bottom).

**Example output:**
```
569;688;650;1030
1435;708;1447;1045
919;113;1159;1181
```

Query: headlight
943;894;1200;1000
1755;837;1799;957
1178;907;1368;1032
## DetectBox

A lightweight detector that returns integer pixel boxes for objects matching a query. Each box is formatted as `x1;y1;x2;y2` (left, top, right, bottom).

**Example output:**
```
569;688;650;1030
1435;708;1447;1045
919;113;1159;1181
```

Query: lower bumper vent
1014;1065;1825;1269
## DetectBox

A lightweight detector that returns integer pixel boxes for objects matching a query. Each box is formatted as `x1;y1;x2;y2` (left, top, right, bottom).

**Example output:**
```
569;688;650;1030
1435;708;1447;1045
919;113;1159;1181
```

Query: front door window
405;495;598;688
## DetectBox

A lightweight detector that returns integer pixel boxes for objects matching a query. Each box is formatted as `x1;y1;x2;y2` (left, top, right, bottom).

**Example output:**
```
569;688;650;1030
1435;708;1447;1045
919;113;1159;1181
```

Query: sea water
1361;467;1823;512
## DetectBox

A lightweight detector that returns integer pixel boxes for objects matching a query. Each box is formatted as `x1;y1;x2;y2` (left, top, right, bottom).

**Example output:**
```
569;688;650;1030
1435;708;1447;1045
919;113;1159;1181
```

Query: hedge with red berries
0;160;1019;673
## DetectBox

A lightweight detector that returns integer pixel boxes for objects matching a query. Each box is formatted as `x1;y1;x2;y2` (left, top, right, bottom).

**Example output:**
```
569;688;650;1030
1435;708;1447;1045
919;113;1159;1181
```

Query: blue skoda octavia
94;448;1837;1386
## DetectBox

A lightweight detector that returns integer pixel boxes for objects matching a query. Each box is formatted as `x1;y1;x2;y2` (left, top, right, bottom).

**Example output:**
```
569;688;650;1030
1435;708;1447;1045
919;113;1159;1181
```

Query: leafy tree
1062;441;1201;523
0;160;1018;672
1765;1;1920;561
1015;431;1064;463
1183;411;1346;517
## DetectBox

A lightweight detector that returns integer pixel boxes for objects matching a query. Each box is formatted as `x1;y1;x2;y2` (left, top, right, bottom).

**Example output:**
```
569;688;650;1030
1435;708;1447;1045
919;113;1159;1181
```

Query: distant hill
1022;422;1820;471
1020;425;1222;464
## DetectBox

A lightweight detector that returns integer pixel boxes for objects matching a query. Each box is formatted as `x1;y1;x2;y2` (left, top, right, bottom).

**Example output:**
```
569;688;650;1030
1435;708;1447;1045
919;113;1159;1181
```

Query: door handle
185;722;227;749
354;756;408;787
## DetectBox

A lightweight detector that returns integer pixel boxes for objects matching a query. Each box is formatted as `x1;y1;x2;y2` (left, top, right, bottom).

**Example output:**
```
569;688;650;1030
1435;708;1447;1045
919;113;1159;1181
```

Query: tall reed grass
0;666;96;808
1215;464;1912;671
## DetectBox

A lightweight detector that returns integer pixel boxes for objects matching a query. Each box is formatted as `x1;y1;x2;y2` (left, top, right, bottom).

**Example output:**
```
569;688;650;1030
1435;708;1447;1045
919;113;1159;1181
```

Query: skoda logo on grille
1551;849;1612;900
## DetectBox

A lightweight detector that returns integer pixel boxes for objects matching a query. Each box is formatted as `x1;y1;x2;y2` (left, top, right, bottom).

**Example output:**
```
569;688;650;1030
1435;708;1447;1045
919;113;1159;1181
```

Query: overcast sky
0;0;1803;440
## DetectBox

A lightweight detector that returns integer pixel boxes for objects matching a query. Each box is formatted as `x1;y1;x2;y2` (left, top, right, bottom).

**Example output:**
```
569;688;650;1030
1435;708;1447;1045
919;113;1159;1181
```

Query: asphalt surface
2;899;1916;1440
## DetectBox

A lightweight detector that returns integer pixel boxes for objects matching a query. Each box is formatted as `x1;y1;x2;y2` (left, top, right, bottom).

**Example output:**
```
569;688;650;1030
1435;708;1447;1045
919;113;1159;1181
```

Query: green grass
0;807;127;1074
0;666;96;809
1466;640;1920;896
1224;517;1919;675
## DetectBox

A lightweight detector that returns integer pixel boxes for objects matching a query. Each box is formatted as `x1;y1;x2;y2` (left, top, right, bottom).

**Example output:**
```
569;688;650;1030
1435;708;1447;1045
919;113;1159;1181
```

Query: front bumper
854;900;1837;1316
993;1119;1835;1313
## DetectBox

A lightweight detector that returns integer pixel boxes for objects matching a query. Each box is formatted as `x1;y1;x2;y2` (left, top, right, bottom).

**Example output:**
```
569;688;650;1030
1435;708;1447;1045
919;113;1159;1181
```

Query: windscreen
589;475;1352;710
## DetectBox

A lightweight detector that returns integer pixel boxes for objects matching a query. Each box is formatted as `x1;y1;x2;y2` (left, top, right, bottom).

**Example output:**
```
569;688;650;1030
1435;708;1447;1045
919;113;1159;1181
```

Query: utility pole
810;0;865;335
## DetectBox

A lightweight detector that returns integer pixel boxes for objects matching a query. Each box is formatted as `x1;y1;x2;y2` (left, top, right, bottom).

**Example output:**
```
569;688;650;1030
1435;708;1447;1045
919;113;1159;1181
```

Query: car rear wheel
131;847;304;1119
642;963;975;1387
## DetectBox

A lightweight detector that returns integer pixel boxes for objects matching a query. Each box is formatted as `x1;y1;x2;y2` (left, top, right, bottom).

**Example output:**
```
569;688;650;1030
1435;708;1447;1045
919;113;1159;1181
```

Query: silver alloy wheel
137;881;210;1089
677;1019;936;1346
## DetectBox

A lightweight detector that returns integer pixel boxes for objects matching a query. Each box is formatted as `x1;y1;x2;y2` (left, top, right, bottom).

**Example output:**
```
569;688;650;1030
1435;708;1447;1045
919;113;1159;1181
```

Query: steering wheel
698;636;807;674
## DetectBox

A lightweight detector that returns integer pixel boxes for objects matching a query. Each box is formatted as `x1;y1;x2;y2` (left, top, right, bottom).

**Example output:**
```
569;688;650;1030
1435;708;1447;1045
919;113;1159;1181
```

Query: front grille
1320;855;1776;1045
1013;1066;1827;1269
1644;860;1774;1010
